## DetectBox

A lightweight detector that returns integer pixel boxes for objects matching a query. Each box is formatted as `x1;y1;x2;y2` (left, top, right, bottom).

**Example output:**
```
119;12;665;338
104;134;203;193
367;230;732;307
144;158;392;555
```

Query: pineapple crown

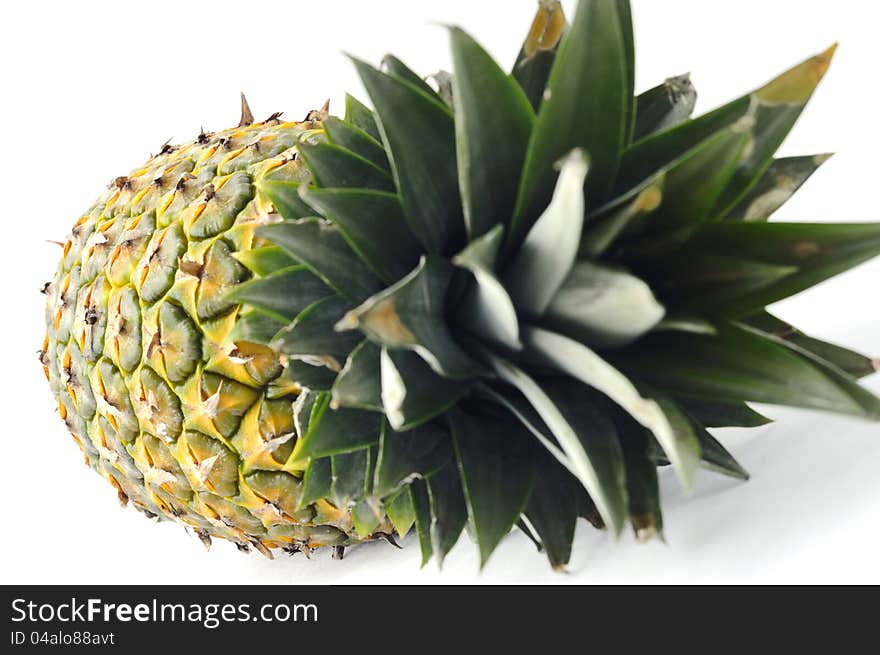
233;0;880;568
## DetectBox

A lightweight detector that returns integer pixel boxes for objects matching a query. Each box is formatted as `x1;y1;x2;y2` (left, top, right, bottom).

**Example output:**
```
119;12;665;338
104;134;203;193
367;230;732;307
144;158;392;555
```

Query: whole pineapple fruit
42;0;880;569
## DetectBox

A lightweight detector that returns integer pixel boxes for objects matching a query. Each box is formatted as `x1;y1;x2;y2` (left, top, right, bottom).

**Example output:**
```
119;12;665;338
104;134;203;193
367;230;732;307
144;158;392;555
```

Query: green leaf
271;296;361;363
449;407;535;567
381;54;438;98
381;349;469;431
232;246;298;277
426;462;469;566
292;398;382;465
723;154;832;222
450;26;535;240
297;139;395;193
580;177;664;258
298;456;332;509
257;177;316;221
300;188;421;284
544;261;665;349
614;416;664;541
512;0;567;110
344;93;381;141
337;256;484;379
633;74;698;142
452;225;521;350
477;384;569;469
617;46;835;200
504;150;589;317
322;115;390;171
744;311;878;379
351;57;463;254
714;45;837;216
228;309;284;345
227;266;330;323
410;480;434;567
616;0;636;143
647;253;798;314
524;456;578;570
331;448;371;507
511;0;631;243
614;322;880;420
521;326;699;490
331;340;382;411
483;352;629;534
677;399;772;429
352;499;382;539
385;488;416;538
285;359;337;391
688;418;750;481
258;217;382;304
671;222;880;317
636;123;751;234
373;421;452;498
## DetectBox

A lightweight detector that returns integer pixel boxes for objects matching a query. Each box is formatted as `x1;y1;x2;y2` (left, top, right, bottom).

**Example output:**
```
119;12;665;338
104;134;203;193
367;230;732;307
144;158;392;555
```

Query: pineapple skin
41;115;384;555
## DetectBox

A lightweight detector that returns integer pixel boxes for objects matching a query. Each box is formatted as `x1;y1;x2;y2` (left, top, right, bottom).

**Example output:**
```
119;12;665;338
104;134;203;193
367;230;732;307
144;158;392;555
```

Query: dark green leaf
300;188;421;284
688;417;750;481
723;154;832;222
511;0;567;110
520;327;699;490
381;349;469;431
232;246;298;277
290;396;383;465
331;448;371;507
614;322;880;420
385;488;416;538
351;57;463;254
450;27;535;240
670;222;880;317
228;309;284;345
452;225;521;349
227;266;330;323
677;399;772;429
381;54;438;98
449;407;535;567
616;0;635;143
344;93;381;141
511;0;631;243
338;256;484;379
373;421;452;498
426;462;469;566
297;139;395;193
633;74;697;142
298;456;332;509
257;177;316;221
331;340;383;411
714;45;837;216
258;217;382;304
285;358;337;391
271;296;361;362
483;350;629;534
410;480;434;567
744;311;878;379
580;177;664;258
614;415;664;541
322;115;390;171
524;455;578;570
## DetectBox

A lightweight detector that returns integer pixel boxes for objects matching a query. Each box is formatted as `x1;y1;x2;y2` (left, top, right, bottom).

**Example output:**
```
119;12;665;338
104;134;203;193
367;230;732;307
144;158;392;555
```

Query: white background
1;0;878;585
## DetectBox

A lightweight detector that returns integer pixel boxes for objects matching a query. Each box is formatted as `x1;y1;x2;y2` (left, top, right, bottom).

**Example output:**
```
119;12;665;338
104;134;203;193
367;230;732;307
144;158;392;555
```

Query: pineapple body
42;115;380;553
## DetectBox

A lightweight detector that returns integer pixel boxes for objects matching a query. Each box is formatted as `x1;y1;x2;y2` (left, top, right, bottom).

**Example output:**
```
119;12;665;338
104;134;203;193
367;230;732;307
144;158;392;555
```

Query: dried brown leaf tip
239;92;255;127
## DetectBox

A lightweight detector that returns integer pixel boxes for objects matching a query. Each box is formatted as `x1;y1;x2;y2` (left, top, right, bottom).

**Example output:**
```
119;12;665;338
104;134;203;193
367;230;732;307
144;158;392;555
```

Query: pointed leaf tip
239;92;254;127
756;43;837;105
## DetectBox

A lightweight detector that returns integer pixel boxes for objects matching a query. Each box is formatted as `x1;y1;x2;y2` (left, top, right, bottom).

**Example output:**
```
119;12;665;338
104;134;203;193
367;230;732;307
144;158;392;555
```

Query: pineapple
42;0;880;569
